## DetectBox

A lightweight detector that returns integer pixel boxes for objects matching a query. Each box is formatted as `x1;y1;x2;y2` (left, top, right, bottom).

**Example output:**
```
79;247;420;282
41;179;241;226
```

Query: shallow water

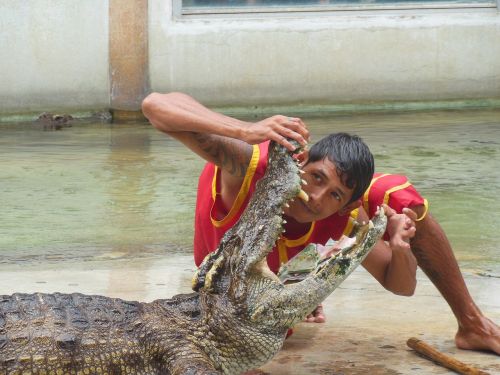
1;109;499;275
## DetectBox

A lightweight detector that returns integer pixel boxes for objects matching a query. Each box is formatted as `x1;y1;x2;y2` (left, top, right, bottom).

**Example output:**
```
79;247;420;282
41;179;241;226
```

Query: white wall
1;1;499;116
0;0;109;114
149;1;500;107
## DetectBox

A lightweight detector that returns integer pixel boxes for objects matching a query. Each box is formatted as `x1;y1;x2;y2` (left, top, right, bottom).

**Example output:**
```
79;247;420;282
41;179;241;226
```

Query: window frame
174;0;499;18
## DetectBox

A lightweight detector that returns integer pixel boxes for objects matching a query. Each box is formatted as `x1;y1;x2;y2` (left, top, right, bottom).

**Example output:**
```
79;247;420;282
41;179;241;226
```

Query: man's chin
294;214;316;224
287;203;319;223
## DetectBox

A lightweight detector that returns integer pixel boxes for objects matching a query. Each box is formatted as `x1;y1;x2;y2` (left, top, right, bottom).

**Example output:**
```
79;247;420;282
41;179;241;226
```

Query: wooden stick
407;337;490;375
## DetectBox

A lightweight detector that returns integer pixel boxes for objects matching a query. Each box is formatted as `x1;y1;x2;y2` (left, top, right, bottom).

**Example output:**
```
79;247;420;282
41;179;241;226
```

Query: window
180;0;497;15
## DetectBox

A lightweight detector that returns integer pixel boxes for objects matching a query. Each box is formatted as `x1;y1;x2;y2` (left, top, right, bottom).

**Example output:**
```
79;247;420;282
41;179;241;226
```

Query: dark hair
306;133;374;205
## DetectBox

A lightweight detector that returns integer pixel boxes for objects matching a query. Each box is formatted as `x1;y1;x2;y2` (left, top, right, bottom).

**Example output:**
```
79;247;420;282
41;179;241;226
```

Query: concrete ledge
110;109;148;123
214;98;500;118
0;109;112;124
2;98;499;123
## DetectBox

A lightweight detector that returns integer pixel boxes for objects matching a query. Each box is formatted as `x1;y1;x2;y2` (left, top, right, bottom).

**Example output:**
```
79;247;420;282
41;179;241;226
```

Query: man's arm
142;92;309;170
361;206;418;296
142;92;309;198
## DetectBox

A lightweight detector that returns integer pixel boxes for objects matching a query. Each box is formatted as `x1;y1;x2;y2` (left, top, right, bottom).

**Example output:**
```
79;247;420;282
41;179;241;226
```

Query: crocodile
0;141;387;375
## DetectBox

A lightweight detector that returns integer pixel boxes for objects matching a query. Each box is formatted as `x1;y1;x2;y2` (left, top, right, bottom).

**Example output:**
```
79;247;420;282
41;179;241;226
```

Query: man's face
284;157;355;223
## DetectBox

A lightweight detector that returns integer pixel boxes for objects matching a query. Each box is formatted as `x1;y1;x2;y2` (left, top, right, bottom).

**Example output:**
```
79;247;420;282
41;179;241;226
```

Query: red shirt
361;173;428;240
194;142;428;273
193;142;354;273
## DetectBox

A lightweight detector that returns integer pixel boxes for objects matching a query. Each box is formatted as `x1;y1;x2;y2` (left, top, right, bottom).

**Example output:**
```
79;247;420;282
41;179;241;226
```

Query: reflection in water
104;130;154;297
0;109;499;278
105;130;157;249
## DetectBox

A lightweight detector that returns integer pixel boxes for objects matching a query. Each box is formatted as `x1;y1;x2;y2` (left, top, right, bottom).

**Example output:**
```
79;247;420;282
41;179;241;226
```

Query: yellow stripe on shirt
211;144;260;227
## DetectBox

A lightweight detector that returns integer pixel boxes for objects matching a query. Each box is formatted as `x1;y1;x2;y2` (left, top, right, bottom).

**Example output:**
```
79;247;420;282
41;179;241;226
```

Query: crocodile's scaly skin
0;141;387;374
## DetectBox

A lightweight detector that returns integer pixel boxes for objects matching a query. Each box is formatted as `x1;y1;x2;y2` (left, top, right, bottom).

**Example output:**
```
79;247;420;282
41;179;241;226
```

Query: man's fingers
396;226;416;249
271;126;308;150
403;207;418;221
270;133;297;152
381;203;396;217
251;115;310;148
400;240;411;249
408;226;416;238
278;123;309;147
288;125;310;145
286;117;311;142
278;116;310;143
404;217;414;229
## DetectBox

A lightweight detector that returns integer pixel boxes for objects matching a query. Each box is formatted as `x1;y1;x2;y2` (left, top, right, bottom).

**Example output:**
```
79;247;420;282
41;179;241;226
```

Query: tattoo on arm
193;133;251;178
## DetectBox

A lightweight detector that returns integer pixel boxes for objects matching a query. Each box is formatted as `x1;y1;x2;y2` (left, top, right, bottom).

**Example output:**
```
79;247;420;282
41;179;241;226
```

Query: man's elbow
141;92;190;133
141;92;182;132
141;92;162;124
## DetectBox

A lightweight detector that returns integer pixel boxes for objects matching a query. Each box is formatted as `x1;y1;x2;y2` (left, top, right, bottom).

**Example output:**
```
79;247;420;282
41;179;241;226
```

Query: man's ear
338;199;362;216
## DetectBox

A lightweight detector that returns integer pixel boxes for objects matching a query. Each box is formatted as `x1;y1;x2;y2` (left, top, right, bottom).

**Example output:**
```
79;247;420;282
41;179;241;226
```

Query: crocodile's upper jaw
192;141;303;294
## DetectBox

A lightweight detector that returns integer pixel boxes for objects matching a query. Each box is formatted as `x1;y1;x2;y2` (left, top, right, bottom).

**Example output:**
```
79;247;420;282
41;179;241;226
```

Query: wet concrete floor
259;270;500;375
1;257;498;374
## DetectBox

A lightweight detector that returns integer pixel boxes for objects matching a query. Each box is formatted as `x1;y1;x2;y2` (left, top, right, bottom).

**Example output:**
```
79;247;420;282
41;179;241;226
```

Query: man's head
285;133;374;223
306;132;374;204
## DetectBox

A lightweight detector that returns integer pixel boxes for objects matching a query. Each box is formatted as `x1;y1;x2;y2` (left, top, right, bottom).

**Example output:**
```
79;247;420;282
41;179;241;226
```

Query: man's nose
308;188;327;209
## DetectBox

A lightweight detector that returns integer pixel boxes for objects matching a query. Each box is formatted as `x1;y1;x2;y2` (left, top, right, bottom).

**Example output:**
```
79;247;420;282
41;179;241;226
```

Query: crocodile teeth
297;189;309;202
299;169;305;174
284;203;290;208
301;179;307;185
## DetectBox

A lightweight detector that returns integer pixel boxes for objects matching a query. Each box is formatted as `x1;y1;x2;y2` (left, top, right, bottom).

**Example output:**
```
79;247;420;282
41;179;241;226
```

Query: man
142;91;500;355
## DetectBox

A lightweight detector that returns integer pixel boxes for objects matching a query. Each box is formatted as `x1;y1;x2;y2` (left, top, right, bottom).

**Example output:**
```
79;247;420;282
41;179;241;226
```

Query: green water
1;109;499;274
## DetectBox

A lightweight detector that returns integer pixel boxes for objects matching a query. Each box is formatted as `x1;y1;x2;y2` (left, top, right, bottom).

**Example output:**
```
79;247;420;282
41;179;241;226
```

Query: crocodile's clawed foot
192;250;223;292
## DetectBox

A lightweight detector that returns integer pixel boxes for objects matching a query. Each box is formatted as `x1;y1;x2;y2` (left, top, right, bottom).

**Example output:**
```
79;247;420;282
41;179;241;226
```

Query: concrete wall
149;1;500;107
1;0;499;117
0;0;109;115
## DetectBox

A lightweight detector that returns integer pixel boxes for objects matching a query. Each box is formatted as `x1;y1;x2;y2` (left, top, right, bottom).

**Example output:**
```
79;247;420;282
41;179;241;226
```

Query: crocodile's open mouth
193;140;386;305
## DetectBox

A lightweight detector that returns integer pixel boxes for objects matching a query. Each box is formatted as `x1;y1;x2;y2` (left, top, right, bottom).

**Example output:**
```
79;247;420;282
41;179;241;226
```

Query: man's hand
361;205;418;296
242;115;310;152
383;204;417;251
